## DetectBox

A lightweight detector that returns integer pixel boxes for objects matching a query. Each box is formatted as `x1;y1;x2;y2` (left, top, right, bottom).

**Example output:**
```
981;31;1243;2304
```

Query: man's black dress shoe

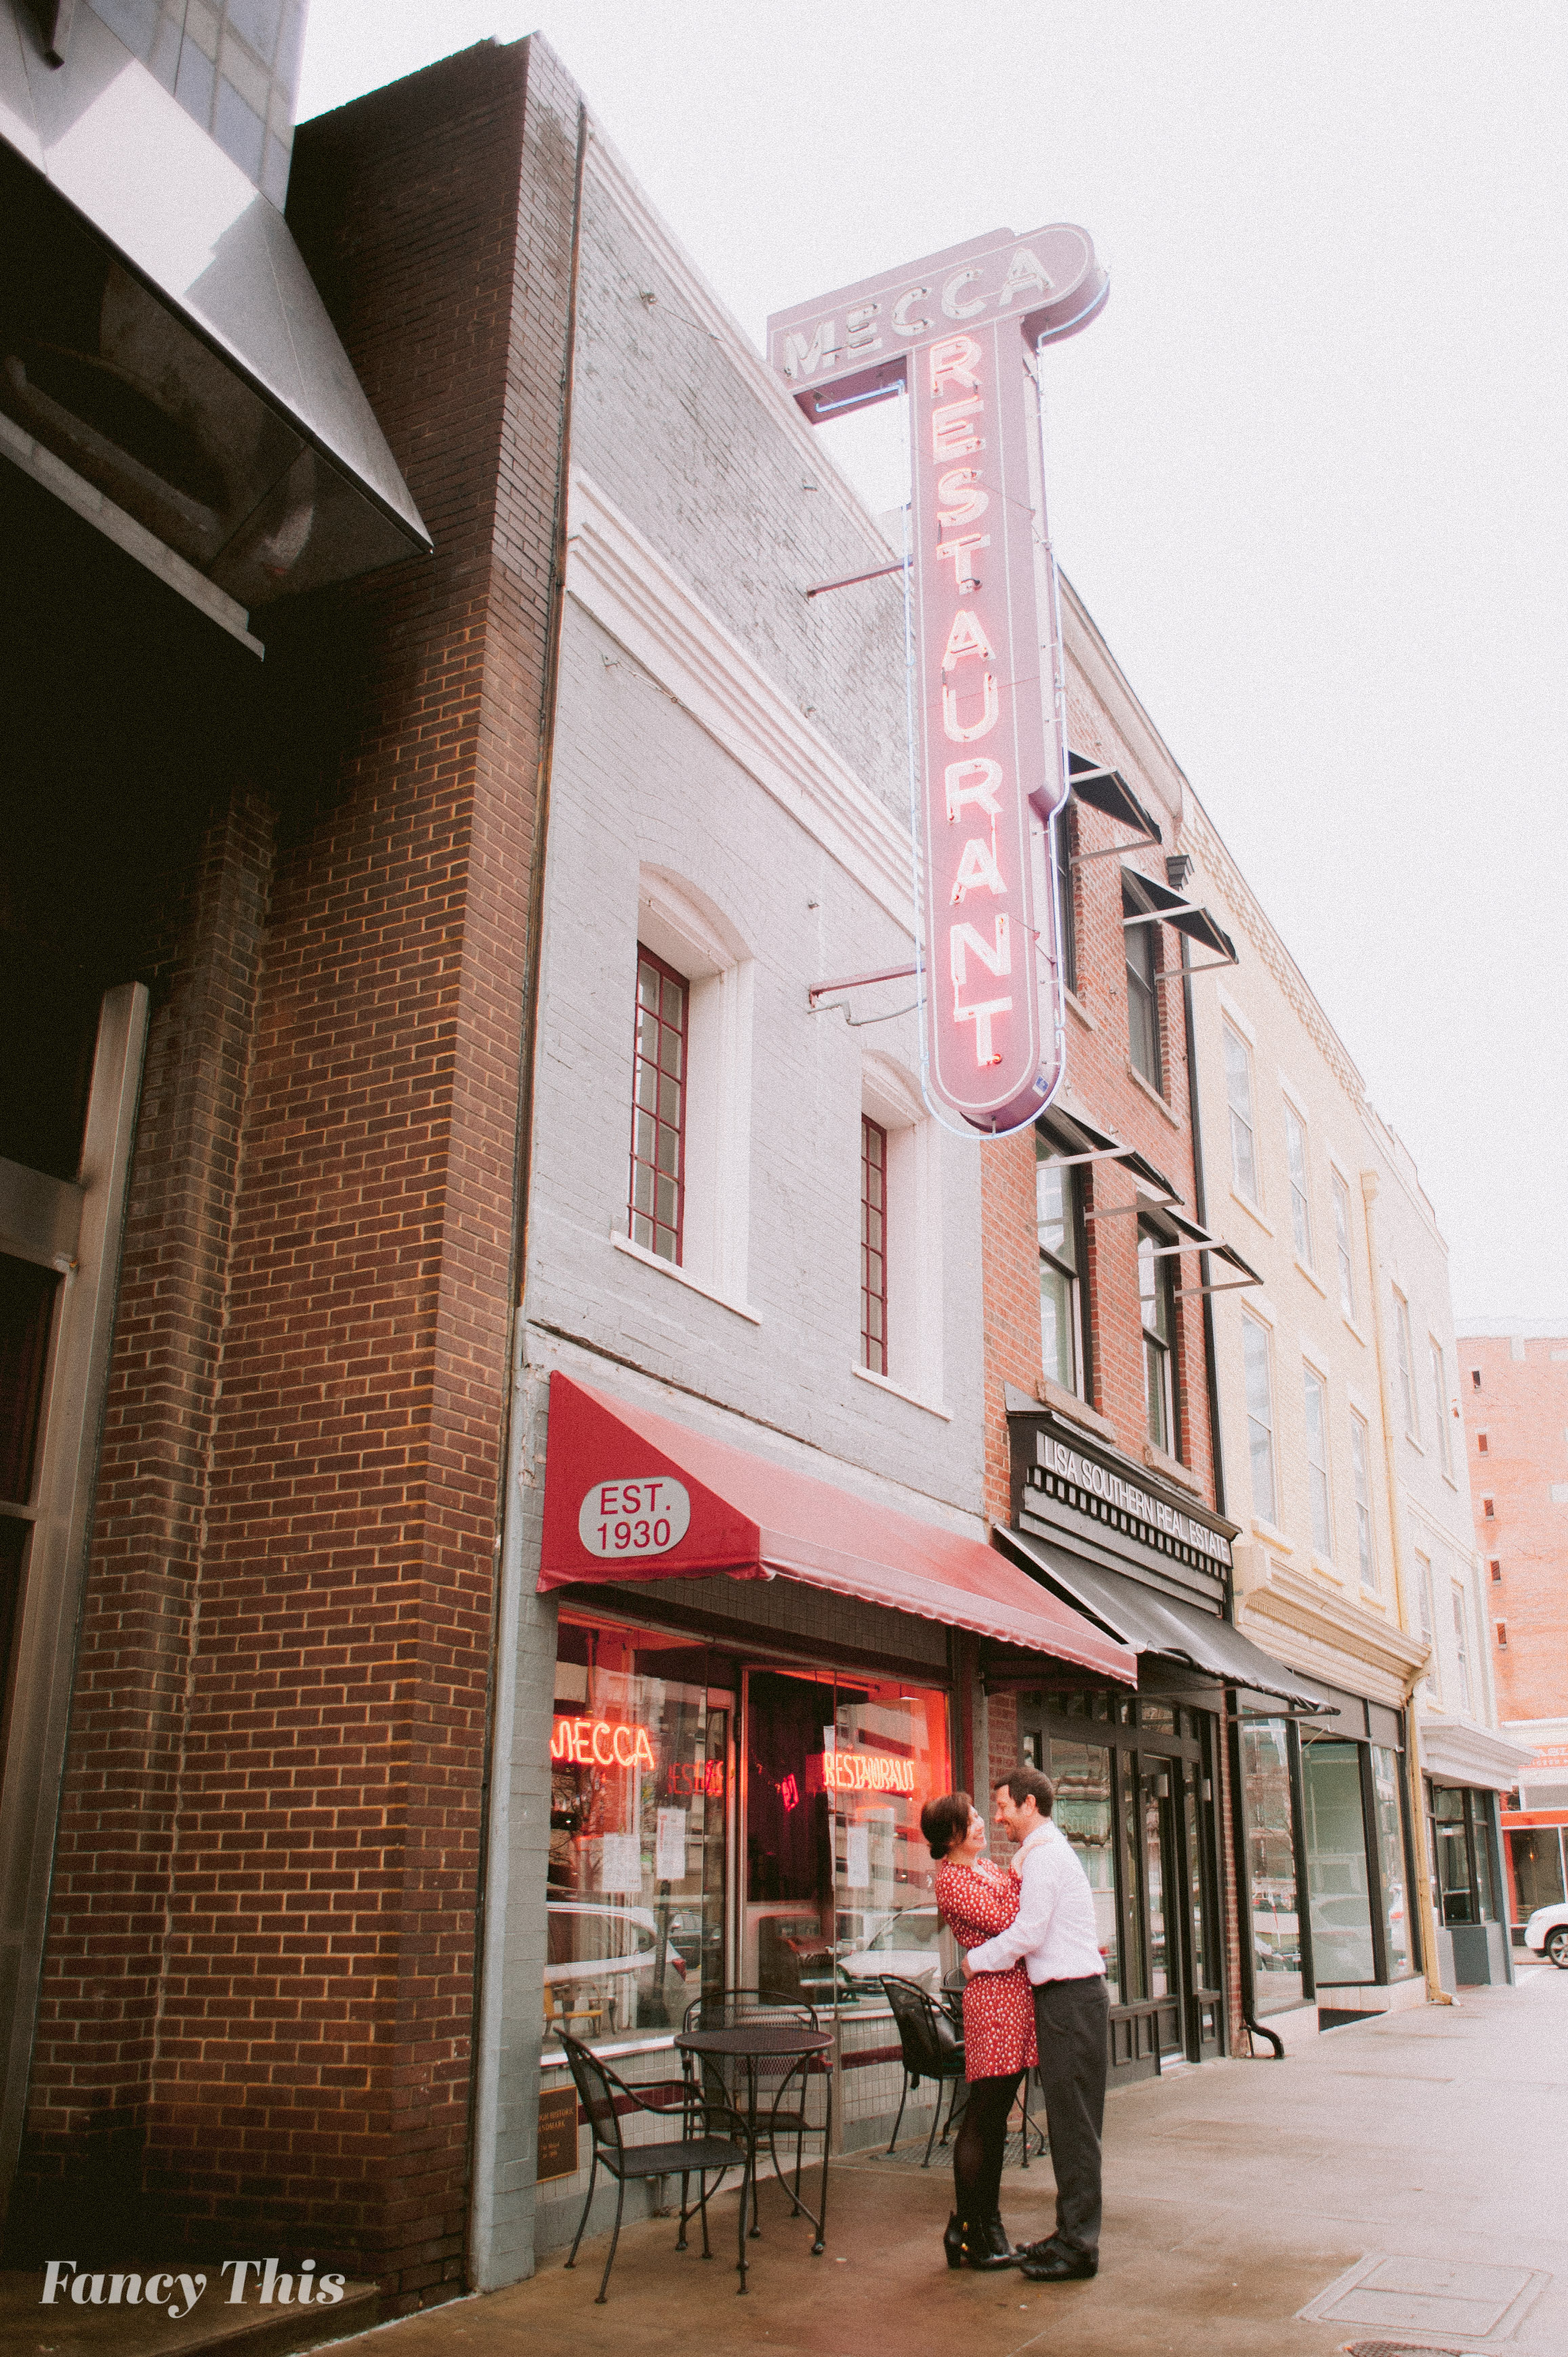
1019;2241;1097;2281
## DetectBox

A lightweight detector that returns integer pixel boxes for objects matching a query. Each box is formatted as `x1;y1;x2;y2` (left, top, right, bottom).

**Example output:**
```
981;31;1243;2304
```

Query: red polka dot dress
935;1860;1038;2081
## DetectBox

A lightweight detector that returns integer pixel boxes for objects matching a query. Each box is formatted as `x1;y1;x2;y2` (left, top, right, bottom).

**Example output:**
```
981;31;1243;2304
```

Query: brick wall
1458;1334;1568;1724
12;38;580;2301
978;680;1215;1528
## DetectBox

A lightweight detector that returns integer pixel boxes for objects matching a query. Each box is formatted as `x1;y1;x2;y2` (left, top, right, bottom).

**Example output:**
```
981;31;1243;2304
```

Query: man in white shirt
963;1764;1108;2280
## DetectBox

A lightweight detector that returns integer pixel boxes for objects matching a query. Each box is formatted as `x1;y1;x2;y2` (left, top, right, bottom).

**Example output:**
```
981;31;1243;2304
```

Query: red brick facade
11;41;580;2299
1457;1334;1568;1723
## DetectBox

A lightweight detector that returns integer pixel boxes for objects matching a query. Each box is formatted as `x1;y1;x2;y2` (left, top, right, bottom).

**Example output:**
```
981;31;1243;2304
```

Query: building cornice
1237;1560;1428;1697
1416;1712;1535;1790
582;123;892;556
565;468;913;928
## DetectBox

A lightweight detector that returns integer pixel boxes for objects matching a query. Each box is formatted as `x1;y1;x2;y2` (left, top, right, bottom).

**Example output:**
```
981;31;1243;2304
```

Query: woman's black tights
952;2070;1023;2221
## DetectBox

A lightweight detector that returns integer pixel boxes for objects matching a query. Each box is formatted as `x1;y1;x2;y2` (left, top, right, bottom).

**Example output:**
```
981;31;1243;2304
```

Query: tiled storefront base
1258;1973;1428;2053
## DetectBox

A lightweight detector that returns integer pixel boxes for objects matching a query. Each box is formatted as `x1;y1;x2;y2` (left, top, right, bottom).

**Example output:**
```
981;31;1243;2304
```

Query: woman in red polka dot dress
923;1789;1036;2270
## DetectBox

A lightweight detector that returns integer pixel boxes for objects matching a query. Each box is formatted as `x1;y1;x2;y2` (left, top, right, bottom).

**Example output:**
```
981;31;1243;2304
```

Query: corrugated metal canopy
0;3;429;605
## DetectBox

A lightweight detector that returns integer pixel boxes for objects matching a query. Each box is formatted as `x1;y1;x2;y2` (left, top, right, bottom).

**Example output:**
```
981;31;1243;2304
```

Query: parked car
1523;1902;1568;1967
545;1900;688;2037
837;1904;947;1994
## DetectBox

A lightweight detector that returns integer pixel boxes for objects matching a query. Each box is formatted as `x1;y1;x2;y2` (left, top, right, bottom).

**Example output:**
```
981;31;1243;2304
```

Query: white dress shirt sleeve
965;1838;1054;1975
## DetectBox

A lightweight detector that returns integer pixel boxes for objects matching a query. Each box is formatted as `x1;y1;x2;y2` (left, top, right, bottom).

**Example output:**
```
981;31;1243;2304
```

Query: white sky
300;2;1568;1322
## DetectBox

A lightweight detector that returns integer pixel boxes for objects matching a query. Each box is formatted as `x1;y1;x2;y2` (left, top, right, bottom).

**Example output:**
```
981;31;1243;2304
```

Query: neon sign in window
817;1750;915;1795
550;1716;657;1769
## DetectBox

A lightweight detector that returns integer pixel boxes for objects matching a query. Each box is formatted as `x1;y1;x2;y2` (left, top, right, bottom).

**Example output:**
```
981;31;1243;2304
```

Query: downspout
1177;914;1280;2057
1359;1169;1450;2006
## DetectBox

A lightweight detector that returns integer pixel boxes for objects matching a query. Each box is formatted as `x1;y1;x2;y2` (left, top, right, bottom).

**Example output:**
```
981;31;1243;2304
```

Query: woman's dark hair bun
919;1789;973;1862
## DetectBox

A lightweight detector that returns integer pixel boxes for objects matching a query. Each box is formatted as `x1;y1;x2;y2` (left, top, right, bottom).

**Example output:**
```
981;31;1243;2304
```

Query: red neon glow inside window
630;947;687;1265
861;1116;887;1374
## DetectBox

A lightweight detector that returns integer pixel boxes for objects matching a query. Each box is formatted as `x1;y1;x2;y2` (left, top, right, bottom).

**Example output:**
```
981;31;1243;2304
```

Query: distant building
1454;1324;1568;1940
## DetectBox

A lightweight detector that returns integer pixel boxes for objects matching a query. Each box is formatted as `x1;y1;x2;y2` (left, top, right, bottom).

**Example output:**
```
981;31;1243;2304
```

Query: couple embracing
919;1766;1108;2284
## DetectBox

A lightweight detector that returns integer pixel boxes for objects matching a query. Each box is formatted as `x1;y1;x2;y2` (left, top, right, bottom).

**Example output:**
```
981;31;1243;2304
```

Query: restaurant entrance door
1016;1689;1223;2082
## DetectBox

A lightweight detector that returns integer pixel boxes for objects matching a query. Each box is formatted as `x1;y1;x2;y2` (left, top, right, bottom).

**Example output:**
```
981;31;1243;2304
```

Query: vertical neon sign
767;228;1107;1135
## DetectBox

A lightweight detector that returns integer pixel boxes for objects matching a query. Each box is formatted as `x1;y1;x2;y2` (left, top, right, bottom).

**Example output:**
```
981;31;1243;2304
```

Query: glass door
1140;1758;1185;2053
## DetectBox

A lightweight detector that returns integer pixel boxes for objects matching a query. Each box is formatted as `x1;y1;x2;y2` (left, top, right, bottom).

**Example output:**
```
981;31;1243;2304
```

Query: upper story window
1430;1339;1453;1475
629;947;687;1264
1415;1551;1437;1698
1302;1365;1332;1556
1392;1290;1419;1441
1223;1023;1259;1202
1138;1225;1176;1454
1036;1140;1084;1397
861;1117;888;1374
1452;1582;1472;1714
1477;1431;1489;1454
1242;1311;1276;1521
1349;1410;1376;1589
1052;806;1078;998
1332;1172;1356;1319
1470;1367;1482;1390
1285;1105;1313;1266
1124;891;1161;1088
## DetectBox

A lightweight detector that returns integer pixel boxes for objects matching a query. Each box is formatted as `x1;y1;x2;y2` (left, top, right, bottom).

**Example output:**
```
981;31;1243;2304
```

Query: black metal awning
999;1525;1331;1714
1037;1103;1182;1206
1121;865;1238;964
1067;750;1162;844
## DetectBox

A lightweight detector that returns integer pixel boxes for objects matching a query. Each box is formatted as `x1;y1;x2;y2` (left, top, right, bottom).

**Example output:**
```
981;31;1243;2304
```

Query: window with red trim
629;947;687;1265
861;1116;887;1374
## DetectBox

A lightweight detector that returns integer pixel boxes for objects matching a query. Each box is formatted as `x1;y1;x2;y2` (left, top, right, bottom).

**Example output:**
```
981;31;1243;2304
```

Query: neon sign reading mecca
766;227;1107;1136
550;1716;657;1769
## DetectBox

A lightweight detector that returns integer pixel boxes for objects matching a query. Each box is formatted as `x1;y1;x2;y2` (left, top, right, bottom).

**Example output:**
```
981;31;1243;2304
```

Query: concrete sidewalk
6;1965;1563;2357
330;1963;1568;2357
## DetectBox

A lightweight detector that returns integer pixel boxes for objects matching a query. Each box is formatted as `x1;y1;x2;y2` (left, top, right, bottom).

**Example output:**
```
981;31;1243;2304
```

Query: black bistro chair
937;1967;1048;2168
558;2034;747;2304
681;1990;827;2225
881;1974;968;2165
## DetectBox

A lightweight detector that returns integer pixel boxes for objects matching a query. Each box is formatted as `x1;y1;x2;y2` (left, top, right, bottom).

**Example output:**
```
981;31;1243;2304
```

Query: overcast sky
300;2;1568;1324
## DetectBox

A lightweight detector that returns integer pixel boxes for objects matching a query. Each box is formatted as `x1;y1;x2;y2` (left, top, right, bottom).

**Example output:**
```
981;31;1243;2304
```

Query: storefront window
1302;1740;1375;1983
1370;1747;1411;1975
1509;1826;1566;1920
745;1666;950;2005
1050;1740;1117;1995
1240;1718;1302;2012
548;1617;727;2043
1430;1784;1473;1925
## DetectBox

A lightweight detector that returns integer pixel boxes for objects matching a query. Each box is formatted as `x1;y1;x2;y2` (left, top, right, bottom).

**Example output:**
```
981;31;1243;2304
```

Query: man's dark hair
920;1789;974;1862
993;1765;1055;1817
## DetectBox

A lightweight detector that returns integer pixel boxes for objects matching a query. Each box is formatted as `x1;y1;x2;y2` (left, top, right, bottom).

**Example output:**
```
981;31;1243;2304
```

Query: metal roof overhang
1039;1103;1182;1205
1067;752;1163;843
999;1524;1330;1713
539;1373;1138;1683
0;4;430;613
1121;865;1239;964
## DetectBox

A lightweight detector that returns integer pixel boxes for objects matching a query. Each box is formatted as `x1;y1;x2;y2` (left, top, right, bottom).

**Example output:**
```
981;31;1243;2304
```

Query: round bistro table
674;2022;833;2293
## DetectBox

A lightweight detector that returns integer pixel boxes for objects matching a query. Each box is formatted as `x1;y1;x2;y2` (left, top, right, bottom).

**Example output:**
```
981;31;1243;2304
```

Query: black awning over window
1000;1525;1331;1714
1121;865;1238;964
1067;751;1163;842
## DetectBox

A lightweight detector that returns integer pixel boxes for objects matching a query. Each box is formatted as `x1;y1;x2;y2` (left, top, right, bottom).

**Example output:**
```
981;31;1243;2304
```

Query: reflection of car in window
1524;1903;1568;1968
837;1905;946;1994
544;1902;687;2038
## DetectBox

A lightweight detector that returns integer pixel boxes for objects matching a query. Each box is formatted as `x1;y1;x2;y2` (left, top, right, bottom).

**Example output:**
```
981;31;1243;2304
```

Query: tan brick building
1456;1326;1568;1931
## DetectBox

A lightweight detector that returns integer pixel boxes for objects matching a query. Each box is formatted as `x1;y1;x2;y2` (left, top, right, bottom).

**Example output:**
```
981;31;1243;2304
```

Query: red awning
538;1372;1135;1683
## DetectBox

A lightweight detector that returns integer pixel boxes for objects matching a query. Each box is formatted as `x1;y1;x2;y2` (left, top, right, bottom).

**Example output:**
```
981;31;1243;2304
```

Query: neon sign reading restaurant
767;226;1107;1136
818;1750;915;1795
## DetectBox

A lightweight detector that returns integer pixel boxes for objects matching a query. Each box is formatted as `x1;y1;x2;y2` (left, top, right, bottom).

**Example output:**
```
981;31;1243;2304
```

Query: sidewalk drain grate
1341;2344;1468;2356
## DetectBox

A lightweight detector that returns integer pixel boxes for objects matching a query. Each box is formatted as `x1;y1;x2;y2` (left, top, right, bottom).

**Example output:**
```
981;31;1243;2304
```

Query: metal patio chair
681;1990;827;2224
882;1973;968;2164
939;1966;1048;2167
558;2034;747;2303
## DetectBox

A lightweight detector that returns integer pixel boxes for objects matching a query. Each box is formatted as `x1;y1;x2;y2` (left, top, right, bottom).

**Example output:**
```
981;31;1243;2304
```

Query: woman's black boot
955;2215;1017;2270
981;2213;1022;2261
943;2213;966;2270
